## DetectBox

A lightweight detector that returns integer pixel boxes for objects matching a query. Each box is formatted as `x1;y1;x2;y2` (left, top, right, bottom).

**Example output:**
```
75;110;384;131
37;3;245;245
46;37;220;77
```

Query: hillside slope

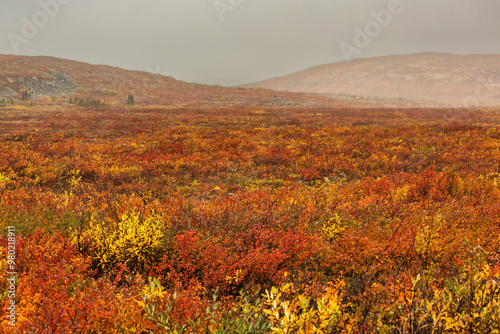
242;53;500;107
0;55;337;108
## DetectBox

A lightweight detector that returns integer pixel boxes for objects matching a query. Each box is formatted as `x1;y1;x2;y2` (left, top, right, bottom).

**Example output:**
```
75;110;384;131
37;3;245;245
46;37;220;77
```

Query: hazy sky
1;0;499;86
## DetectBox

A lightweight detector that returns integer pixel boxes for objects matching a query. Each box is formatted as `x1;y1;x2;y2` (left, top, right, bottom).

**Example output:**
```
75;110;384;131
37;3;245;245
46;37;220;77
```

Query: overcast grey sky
1;0;499;86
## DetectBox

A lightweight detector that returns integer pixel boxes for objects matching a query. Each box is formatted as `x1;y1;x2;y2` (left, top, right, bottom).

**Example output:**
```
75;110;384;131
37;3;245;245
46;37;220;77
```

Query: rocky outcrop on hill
16;69;80;98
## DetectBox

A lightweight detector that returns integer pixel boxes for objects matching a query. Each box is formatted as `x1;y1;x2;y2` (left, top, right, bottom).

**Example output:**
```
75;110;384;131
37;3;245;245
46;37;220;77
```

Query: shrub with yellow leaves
263;279;345;334
140;276;167;301
320;214;345;243
72;211;165;272
225;269;244;285
388;263;500;333
0;172;10;188
425;264;500;333
392;184;410;202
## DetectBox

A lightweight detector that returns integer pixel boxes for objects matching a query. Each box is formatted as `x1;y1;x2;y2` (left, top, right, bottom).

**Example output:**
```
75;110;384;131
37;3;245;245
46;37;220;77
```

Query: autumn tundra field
2;57;500;333
1;102;500;333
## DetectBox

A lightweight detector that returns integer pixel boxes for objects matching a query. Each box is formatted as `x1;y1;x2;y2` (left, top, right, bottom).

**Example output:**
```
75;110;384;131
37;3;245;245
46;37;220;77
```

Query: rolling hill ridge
242;53;500;107
0;55;337;108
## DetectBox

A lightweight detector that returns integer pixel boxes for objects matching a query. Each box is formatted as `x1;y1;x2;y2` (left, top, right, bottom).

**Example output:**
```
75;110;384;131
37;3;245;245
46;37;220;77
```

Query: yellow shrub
414;214;446;260
263;281;344;334
0;172;10;188
225;269;244;285
320;214;345;243
401;264;500;333
431;264;500;332
72;211;165;271
140;276;167;302
392;185;410;202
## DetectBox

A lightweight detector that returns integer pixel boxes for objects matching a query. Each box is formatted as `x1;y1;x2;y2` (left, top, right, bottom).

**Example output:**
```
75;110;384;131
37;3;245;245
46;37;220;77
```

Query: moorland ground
2;104;500;333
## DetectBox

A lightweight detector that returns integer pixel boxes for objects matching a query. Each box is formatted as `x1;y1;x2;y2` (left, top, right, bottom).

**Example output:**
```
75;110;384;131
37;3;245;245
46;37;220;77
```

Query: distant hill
0;55;337;108
242;53;500;107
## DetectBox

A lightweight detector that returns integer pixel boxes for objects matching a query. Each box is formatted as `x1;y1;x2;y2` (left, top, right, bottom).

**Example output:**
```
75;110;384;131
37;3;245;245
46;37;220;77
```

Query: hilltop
242;53;500;107
0;55;336;108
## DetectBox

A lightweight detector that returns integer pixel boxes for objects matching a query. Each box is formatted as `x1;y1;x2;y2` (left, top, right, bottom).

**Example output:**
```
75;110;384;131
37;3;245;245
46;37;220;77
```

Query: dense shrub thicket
2;105;500;332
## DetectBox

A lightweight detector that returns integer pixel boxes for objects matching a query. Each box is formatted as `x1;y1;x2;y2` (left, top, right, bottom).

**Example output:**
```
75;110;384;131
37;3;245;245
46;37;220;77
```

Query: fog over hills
242;53;500;108
2;53;499;108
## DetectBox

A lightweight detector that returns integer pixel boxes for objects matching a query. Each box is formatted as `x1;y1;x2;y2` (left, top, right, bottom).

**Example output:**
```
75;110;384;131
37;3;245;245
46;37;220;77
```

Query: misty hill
242;53;500;107
0;55;337;108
